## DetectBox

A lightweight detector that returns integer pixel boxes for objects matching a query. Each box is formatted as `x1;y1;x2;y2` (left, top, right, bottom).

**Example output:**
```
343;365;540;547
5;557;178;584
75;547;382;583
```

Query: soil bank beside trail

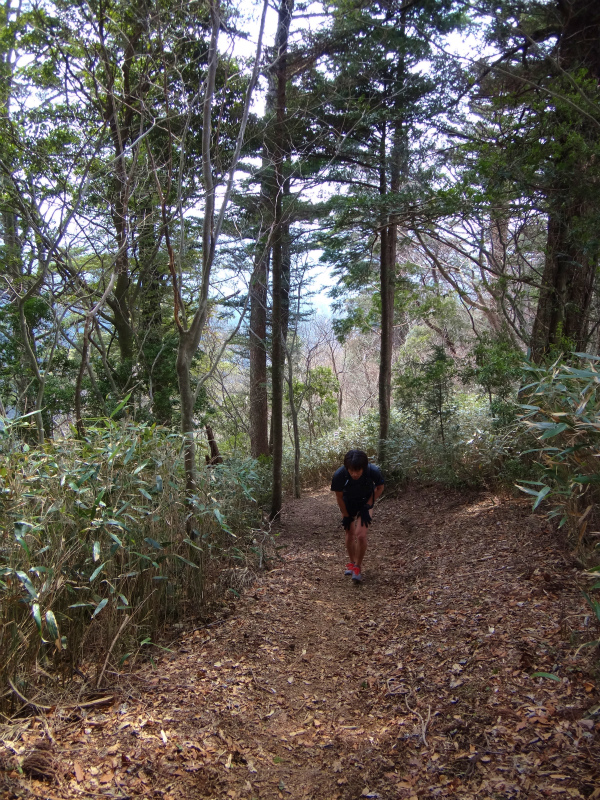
2;484;599;799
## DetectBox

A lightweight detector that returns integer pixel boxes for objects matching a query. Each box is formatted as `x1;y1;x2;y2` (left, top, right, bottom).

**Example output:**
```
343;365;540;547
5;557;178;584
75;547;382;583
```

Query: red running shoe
344;562;355;576
352;565;362;583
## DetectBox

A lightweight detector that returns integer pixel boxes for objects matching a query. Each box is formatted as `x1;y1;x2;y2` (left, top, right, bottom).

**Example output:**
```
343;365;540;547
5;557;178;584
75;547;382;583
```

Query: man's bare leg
345;526;357;564
352;518;368;569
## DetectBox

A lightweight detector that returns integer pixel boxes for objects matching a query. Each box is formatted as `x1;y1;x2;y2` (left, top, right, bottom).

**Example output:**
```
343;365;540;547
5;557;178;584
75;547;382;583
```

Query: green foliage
395;345;457;445
283;410;380;489
384;397;534;488
461;335;525;428
0;416;266;704
287;394;533;491
578;583;600;658
286;366;339;443
462;335;524;401
318;0;465;311
517;354;600;539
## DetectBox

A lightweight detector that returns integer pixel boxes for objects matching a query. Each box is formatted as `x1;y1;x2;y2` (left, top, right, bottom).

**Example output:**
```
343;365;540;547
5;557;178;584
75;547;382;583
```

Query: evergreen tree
314;0;464;461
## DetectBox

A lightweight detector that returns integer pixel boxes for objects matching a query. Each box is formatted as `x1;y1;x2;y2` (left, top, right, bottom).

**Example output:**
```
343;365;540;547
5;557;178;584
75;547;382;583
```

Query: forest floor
2;483;600;800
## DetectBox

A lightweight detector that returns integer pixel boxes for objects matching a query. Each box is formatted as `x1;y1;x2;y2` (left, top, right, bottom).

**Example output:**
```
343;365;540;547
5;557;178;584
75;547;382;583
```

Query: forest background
2;0;600;701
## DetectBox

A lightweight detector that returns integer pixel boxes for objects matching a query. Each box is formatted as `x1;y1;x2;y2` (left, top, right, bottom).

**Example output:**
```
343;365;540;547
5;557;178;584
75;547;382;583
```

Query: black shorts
344;499;366;519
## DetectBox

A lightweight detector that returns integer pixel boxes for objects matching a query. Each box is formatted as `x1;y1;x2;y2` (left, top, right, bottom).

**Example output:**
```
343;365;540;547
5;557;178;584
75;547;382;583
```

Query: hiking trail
3;484;599;799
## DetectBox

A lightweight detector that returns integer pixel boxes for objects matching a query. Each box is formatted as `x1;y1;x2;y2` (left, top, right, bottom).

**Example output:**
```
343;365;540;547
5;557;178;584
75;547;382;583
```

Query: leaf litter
1;484;599;799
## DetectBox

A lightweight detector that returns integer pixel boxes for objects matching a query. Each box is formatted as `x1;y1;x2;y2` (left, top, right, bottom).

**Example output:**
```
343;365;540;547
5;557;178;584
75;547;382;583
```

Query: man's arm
335;491;349;517
367;483;384;506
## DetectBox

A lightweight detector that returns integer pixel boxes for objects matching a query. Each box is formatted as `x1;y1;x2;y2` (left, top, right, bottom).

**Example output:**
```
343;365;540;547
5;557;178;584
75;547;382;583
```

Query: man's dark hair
344;449;369;472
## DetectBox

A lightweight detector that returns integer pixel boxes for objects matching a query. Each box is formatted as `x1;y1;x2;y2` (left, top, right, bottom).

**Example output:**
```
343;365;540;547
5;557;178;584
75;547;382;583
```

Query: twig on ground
385;677;409;696
250;667;276;694
405;690;431;747
7;680;114;715
8;679;52;711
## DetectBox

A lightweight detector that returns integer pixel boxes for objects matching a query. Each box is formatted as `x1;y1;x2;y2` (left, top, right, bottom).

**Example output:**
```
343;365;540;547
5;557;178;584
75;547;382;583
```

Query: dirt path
3;485;600;799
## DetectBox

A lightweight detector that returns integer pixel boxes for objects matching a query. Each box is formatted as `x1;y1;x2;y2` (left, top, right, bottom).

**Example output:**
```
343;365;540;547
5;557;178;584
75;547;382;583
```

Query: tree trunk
137;195;172;424
177;333;199;500
17;302;45;444
249;81;277;460
271;196;284;517
377;120;397;465
205;424;223;464
171;0;267;514
286;354;301;498
75;316;92;437
269;0;294;520
531;207;598;360
530;0;600;359
108;211;134;365
249;219;271;458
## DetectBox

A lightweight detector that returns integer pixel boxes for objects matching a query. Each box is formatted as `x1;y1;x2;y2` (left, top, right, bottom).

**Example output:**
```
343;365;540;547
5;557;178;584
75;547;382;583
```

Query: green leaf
14;535;30;557
540;423;569;439
144;537;163;550
564;367;598;379
45;610;59;641
533;485;552;510
109;393;131;419
92;598;108;618
515;484;545;497
138;487;153;500
123;442;136;465
107;532;122;547
93;541;100;562
16;571;38;599
170;553;199;569
32;603;42;632
14;520;34;537
89;562;106;582
183;537;203;552
132;552;159;567
531;671;560;681
582;592;600;622
572;474;600;484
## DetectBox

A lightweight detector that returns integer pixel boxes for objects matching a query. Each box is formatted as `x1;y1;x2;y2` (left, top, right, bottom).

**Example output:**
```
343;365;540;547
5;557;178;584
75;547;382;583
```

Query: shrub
288;399;535;491
517;354;600;543
283;412;380;489
0;417;266;707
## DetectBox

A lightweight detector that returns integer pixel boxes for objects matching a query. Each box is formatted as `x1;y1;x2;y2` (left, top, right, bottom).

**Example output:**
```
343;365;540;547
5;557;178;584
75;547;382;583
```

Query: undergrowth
0;417;268;710
288;400;536;491
517;354;600;539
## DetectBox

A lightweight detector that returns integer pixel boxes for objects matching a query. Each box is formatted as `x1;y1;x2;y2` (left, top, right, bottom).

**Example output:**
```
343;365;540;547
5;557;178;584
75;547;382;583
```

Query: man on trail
331;449;384;583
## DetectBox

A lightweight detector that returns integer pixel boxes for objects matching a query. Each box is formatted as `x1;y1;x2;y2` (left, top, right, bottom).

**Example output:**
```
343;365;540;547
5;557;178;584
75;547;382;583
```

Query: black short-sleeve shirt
331;463;384;509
